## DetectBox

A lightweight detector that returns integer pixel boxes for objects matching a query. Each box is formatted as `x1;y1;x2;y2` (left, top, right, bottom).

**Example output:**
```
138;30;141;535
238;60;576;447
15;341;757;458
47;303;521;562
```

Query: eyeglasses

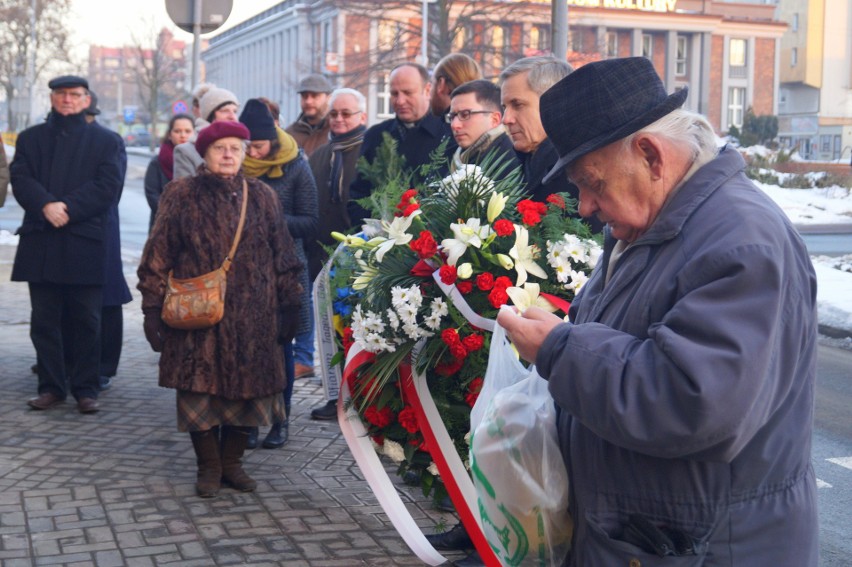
51;90;87;99
445;109;493;124
329;110;362;119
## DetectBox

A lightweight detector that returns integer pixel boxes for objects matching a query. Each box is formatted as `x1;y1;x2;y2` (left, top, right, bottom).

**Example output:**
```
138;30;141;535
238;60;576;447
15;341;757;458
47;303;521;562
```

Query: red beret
195;121;250;158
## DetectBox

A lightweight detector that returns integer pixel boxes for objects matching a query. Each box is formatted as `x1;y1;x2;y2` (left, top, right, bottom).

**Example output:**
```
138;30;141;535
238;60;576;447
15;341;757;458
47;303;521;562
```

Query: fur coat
137;170;303;399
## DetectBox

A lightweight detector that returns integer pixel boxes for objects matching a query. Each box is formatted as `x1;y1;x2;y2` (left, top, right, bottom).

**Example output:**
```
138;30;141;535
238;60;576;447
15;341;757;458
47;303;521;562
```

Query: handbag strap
222;179;249;272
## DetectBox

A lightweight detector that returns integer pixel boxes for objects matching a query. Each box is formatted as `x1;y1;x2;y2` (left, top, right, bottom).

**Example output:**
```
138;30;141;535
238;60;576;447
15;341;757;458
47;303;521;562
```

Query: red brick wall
752;37;776;116
708;35;725;132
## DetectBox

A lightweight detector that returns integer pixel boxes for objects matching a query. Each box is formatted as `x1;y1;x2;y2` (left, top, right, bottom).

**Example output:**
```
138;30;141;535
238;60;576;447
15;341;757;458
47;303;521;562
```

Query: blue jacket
537;147;819;566
10;112;124;286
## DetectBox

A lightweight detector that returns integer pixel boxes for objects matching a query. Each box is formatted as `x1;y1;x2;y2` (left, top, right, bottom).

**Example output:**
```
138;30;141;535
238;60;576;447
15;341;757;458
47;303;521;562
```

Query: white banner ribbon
431;270;496;332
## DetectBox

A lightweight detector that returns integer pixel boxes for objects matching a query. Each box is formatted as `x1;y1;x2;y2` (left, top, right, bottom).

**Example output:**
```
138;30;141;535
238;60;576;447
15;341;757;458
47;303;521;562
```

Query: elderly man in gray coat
498;57;818;566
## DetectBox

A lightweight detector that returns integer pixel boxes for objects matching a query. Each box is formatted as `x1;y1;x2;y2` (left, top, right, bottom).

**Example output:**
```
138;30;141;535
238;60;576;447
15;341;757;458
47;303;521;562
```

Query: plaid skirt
176;390;286;432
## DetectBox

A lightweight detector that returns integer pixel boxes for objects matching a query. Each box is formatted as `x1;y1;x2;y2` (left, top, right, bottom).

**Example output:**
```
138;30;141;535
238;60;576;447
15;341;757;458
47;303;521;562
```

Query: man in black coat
10;75;124;414
500;56;603;233
347;62;455;225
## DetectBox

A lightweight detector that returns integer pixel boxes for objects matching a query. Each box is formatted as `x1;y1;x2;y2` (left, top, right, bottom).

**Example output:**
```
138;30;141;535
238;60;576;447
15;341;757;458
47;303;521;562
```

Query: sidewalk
0;248;458;566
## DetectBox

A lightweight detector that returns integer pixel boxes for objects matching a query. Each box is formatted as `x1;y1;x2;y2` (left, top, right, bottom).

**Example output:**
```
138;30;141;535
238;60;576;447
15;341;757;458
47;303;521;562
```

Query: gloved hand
278;305;301;344
143;308;165;352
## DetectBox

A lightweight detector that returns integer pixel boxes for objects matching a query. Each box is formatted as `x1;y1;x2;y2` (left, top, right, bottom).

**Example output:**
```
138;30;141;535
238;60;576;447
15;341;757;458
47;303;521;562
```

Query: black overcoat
10;111;124;285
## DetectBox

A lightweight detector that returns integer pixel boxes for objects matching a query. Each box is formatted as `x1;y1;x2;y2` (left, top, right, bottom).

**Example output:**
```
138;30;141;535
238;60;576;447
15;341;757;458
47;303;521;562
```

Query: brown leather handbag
161;181;248;330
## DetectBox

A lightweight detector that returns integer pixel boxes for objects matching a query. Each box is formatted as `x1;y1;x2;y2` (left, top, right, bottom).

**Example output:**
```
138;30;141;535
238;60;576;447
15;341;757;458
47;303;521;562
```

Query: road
1;150;850;565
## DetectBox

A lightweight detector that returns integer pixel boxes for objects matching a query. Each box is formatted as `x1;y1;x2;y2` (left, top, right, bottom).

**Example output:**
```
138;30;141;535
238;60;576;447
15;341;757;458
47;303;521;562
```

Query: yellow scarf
242;127;299;179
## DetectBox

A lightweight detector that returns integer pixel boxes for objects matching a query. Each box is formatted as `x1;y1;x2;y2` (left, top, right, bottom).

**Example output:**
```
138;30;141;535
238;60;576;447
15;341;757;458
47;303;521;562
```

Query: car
124;130;152;147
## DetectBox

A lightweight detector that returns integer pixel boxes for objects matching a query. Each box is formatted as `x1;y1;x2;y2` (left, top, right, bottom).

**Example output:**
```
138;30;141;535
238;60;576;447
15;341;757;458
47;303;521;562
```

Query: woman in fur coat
137;121;303;498
239;99;318;450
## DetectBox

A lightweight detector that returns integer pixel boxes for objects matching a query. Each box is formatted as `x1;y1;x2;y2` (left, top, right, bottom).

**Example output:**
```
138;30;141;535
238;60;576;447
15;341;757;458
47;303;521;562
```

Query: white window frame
728;87;745;129
642;34;653;59
675;36;687;76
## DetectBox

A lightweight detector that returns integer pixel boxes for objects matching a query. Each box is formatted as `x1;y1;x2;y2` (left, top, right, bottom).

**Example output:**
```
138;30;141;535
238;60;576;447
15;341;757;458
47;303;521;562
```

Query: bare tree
340;0;547;83
130;25;186;149
0;0;73;130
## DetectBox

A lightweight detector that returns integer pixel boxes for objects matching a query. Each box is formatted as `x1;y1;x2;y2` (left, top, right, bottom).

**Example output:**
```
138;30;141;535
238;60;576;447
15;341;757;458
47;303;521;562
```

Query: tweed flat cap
297;74;332;93
195;121;250;158
540;57;688;184
48;75;89;90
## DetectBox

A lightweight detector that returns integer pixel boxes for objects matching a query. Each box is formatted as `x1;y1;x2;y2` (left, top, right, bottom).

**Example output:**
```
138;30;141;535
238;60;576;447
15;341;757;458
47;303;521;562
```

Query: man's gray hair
626;108;719;162
329;88;366;113
499;56;574;95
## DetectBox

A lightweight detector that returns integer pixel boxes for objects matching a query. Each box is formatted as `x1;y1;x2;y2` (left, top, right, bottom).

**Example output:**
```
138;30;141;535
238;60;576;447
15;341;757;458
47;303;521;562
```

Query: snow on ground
756;182;852;225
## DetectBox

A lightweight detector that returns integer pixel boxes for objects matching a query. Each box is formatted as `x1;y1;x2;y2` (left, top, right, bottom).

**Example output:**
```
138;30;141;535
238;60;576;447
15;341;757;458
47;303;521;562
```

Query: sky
67;0;281;59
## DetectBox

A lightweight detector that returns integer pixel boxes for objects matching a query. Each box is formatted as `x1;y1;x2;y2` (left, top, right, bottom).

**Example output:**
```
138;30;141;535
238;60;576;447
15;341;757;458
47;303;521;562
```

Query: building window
834;135;842;159
820;135;831;153
792;13;799;32
675;36;688;76
376;73;392;120
569;30;582;52
642;34;653;59
605;31;618;58
491;26;505;69
530;24;550;52
791;47;798;67
378;20;400;51
729;38;747;78
728;87;745;128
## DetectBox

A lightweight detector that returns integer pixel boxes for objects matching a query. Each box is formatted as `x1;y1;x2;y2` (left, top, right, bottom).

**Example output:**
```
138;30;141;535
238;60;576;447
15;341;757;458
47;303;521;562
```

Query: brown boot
220;426;256;492
189;428;221;498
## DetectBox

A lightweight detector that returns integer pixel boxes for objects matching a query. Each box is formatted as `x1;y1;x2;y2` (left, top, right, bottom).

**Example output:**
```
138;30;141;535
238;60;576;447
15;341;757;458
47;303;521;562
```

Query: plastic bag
470;322;572;566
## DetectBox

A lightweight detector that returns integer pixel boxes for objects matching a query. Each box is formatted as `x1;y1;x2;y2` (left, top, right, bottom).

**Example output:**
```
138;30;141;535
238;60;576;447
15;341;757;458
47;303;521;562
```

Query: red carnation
435;358;464;376
494;276;513;290
521;209;543;226
465;377;485;407
364;405;395;428
449;342;468;360
546;194;566;209
342;326;354;356
517;199;547;215
439;265;457;285
462;333;484;353
441;328;461;346
401;188;418;203
493;219;514;237
410;230;438;259
456;281;473;294
398;406;420;433
476;272;495;291
488;287;509;308
402;202;420;217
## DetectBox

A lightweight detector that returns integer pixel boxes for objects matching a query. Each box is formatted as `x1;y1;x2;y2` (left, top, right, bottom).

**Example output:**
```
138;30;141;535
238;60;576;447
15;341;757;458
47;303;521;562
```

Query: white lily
374;211;420;262
506;282;558;314
486;192;508;223
441;218;491;266
508;224;548;286
496;253;514;270
352;263;379;290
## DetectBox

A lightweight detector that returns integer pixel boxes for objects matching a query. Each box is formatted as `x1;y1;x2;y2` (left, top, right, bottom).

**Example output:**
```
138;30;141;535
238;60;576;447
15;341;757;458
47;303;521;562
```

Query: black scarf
328;125;366;202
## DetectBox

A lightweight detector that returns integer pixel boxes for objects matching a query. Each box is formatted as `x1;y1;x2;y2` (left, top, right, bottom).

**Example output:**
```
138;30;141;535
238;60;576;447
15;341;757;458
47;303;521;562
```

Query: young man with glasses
446;79;520;178
9;75;124;414
306;88;368;421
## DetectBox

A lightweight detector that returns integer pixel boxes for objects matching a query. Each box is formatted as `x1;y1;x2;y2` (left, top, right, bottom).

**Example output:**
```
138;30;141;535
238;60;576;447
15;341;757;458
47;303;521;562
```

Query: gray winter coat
536;146;819;566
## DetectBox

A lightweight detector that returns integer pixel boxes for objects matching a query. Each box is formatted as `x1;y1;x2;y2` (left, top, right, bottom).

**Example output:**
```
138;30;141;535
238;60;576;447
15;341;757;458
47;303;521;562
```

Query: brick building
88;28;188;130
202;0;786;134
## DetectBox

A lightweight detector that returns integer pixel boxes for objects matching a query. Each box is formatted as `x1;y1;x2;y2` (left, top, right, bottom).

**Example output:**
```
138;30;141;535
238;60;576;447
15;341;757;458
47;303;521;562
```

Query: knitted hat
195;121;250;158
199;87;239;122
239;99;277;141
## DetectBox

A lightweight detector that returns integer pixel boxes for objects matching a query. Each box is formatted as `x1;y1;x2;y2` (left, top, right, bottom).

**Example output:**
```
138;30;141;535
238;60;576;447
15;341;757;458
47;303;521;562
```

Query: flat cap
297;74;332;94
48;75;89;90
86;90;101;116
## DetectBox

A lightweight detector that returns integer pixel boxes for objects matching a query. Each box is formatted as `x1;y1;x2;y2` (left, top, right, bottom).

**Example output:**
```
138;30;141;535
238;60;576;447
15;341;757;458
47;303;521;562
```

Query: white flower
441;218;492;266
383;440;405;463
396;303;419;324
374;211;421;262
391;285;422;309
506;282;559;314
427;462;440;477
457;262;473;279
486;192;508;223
362;310;385;333
438;164;493;200
508;224;547;286
568;269;590;293
424;312;443;330
430;297;449;318
496;253;514;270
364;332;395;353
352;262;378;291
386;308;400;330
587;242;603;268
